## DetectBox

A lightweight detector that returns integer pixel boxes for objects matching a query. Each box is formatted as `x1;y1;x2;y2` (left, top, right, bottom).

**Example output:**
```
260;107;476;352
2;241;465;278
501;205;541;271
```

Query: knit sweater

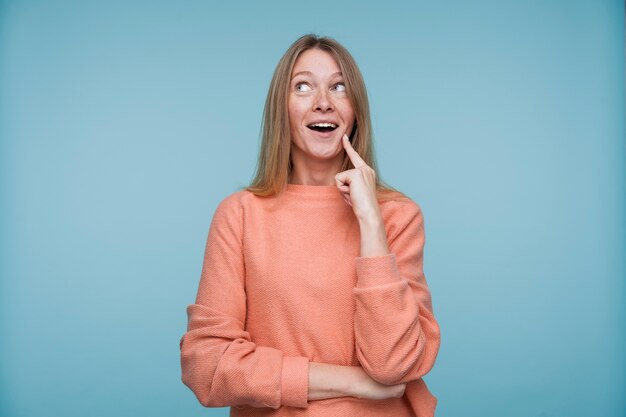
179;183;441;416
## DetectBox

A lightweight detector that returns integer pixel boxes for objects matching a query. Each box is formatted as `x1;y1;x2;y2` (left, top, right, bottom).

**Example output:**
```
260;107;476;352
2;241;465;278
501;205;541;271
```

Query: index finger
342;134;367;168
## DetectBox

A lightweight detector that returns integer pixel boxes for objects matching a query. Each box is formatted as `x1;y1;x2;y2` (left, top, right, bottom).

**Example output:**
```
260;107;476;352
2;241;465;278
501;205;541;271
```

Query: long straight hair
243;34;407;202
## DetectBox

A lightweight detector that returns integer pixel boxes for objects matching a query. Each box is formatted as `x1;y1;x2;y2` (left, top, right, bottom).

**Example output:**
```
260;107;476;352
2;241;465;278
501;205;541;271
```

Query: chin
306;145;342;160
292;134;342;160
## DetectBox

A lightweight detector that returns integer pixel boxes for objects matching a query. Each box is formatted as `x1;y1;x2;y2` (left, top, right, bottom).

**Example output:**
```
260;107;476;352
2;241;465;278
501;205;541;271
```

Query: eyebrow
291;70;343;79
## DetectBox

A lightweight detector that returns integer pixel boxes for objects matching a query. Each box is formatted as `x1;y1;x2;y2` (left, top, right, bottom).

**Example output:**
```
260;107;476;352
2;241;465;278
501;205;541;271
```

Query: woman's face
288;48;355;163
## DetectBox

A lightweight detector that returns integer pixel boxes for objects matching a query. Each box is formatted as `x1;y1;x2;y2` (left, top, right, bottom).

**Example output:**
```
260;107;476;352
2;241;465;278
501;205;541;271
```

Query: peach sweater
179;183;440;416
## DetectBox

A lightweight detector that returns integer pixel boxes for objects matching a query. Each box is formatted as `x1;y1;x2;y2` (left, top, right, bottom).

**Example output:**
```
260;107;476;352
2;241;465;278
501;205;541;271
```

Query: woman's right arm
308;362;406;401
180;196;311;410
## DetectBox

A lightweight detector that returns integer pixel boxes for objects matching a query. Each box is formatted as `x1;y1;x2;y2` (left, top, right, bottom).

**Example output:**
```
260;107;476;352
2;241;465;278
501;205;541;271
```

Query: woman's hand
308;363;405;402
335;133;390;257
349;366;407;400
334;134;381;222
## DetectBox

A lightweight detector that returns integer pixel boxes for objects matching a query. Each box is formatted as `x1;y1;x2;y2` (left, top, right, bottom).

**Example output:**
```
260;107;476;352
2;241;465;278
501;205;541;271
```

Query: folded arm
179;196;310;409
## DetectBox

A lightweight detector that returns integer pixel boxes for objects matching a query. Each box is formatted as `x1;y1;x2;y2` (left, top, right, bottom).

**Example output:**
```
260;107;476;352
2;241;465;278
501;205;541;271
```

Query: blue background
1;1;624;416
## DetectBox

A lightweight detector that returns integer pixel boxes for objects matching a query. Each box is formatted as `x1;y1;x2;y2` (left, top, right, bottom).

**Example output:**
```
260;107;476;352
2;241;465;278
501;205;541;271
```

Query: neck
289;154;344;186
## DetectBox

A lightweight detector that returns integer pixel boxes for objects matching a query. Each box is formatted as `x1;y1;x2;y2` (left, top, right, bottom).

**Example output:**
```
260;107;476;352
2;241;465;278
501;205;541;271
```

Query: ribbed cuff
281;356;310;408
354;252;402;288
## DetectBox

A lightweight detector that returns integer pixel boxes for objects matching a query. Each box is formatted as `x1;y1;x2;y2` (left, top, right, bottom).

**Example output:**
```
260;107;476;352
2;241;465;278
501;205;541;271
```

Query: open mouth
307;123;338;133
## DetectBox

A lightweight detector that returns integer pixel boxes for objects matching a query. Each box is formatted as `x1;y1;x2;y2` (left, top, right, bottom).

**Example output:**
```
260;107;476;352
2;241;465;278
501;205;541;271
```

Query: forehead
291;49;342;78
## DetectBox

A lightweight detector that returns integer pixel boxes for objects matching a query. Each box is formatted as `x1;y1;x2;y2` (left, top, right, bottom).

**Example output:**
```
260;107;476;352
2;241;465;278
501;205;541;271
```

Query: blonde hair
242;33;408;202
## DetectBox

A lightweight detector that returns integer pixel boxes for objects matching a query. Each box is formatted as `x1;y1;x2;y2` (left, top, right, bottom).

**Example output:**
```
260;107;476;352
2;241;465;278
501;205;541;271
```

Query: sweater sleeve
352;201;441;385
179;195;310;409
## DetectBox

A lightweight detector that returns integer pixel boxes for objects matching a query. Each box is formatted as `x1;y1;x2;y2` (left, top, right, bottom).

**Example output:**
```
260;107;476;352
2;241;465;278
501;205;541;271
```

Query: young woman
180;33;441;417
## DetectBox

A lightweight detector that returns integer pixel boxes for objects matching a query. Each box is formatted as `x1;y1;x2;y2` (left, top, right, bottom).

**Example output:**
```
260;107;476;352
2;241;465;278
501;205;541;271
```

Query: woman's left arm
335;134;441;386
352;202;441;386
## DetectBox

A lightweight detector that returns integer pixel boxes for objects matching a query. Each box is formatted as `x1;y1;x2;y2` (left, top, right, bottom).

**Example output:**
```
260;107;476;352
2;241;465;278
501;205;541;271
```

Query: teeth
309;122;337;128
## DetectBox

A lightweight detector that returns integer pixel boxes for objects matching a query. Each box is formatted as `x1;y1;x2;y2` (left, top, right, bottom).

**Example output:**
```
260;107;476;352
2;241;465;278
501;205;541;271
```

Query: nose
313;88;333;112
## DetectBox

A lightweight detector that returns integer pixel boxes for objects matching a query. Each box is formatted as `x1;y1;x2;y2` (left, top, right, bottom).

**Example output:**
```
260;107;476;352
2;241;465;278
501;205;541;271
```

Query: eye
333;82;346;92
295;82;311;92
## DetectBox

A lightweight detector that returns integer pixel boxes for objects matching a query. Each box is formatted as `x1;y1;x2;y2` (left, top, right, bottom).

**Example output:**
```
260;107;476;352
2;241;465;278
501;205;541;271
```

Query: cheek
338;101;355;121
288;103;306;126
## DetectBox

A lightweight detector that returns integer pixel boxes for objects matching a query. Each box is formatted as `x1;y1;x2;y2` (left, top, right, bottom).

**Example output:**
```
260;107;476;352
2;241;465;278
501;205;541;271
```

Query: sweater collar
283;183;344;200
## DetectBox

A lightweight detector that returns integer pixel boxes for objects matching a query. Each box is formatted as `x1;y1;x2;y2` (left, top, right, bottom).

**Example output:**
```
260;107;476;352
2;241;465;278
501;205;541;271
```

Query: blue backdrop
1;1;624;416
